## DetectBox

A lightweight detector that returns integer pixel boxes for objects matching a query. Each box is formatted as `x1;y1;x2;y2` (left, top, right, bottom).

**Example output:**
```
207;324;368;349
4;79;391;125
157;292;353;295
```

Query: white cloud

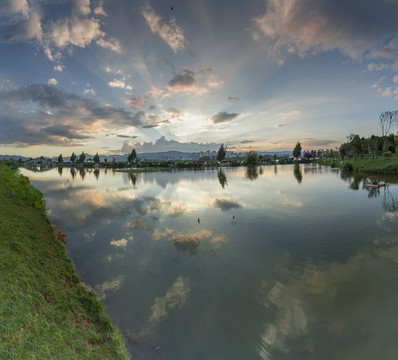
148;276;191;325
53;65;64;72
83;88;96;96
96;37;122;53
48;78;58;86
8;12;42;42
49;17;103;48
142;5;186;53
393;75;398;83
109;77;132;91
368;62;388;72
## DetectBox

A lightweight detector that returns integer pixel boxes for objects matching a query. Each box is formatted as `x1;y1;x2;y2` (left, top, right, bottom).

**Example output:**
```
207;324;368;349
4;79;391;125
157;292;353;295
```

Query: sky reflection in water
21;165;398;360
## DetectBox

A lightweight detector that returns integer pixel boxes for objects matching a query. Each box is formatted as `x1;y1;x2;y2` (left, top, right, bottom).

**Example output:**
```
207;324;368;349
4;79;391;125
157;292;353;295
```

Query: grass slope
0;164;131;359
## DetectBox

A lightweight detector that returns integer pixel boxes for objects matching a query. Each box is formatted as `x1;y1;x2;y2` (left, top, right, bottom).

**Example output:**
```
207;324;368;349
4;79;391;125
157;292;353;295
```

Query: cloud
279;110;300;117
213;198;242;211
7;12;42;42
3;0;123;60
274;123;286;128
0;83;143;147
109;77;132;91
240;140;255;144
368;62;388;71
125;96;148;109
253;0;398;60
0;0;29;16
167;68;222;94
117;134;137;139
126;216;149;230
227;96;240;102
142;5;186;53
148;276;191;325
47;78;58;86
211;111;239;124
96;37;122;53
83;88;96;96
169;229;212;254
121;136;220;154
54;65;64;72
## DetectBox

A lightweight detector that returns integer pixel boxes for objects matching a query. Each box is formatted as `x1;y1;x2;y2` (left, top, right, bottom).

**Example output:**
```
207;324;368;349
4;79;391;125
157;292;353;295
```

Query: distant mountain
0;155;29;161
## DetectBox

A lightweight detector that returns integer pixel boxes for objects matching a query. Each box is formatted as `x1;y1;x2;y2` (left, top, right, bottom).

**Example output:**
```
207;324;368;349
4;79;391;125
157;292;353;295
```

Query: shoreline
0;164;131;359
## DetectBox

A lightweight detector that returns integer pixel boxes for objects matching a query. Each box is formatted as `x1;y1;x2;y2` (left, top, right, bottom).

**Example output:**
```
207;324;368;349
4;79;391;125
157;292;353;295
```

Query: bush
343;162;354;172
383;151;392;158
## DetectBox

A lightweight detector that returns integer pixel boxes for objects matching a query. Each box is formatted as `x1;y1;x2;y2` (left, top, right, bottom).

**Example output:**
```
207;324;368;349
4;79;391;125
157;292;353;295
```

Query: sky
1;0;398;157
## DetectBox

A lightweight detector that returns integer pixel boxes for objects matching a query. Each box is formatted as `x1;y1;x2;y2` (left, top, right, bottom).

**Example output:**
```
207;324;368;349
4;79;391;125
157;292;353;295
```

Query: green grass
0;164;131;359
339;155;398;174
316;154;398;175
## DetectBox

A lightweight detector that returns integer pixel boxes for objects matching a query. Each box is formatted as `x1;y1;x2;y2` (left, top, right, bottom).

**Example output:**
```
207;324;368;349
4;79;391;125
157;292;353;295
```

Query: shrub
343;162;354;172
383;151;392;158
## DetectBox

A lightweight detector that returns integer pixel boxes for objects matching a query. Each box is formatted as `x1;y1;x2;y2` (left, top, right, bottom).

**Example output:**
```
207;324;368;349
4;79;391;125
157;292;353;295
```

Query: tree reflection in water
340;172;398;213
246;166;259;180
217;169;228;188
128;173;137;187
293;163;302;184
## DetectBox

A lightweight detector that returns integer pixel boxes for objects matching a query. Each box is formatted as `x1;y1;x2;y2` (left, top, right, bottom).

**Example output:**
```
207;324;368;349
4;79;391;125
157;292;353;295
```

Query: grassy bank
0;164;130;359
317;154;398;175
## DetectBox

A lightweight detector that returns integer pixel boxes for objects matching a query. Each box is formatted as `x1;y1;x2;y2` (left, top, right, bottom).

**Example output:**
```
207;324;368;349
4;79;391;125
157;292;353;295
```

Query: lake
21;164;398;360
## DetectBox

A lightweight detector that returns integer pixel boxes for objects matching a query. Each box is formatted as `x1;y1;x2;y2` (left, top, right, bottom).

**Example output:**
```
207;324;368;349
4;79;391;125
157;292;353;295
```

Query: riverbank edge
317;155;398;175
0;164;131;359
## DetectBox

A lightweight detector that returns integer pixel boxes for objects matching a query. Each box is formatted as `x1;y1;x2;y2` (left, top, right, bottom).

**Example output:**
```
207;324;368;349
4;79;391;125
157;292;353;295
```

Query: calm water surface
21;164;398;360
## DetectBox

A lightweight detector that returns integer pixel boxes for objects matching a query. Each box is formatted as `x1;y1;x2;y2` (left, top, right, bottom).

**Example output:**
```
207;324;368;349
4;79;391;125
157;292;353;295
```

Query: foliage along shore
318;154;398;175
0;163;131;359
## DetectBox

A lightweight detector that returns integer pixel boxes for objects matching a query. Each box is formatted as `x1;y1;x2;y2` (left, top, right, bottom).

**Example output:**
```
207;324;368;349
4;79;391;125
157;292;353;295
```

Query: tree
303;151;313;160
58;154;63;163
128;149;137;163
70;152;77;163
217;144;227;162
292;142;302;159
93;152;100;163
245;151;258;164
379;110;398;152
78;151;86;164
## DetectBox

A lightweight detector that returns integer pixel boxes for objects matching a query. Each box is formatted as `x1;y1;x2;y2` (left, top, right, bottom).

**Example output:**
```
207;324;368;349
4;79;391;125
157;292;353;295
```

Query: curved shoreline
0;164;131;359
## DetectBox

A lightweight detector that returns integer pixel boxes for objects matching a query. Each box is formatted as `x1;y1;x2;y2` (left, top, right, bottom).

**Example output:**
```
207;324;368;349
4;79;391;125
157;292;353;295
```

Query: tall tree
93;152;100;163
58;154;63;163
128;149;137;163
217;144;227;161
379;110;398;152
70;152;77;163
292;142;302;159
78;151;86;164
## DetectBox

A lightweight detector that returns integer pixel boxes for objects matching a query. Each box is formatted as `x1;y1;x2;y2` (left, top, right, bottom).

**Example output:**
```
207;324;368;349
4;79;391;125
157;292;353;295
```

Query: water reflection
246;165;260;180
217;169;228;188
293;163;302;184
20;165;398;360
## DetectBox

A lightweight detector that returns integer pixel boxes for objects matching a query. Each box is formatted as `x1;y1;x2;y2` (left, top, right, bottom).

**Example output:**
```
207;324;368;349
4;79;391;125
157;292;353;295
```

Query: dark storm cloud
211;111;239;124
0;83;143;147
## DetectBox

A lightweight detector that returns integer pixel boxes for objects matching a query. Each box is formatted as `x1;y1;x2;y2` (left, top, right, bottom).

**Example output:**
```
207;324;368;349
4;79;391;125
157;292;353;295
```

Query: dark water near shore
21;164;398;360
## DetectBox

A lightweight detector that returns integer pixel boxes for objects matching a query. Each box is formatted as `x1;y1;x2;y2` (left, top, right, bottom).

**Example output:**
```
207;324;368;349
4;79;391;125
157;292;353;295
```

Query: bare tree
379;110;398;152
